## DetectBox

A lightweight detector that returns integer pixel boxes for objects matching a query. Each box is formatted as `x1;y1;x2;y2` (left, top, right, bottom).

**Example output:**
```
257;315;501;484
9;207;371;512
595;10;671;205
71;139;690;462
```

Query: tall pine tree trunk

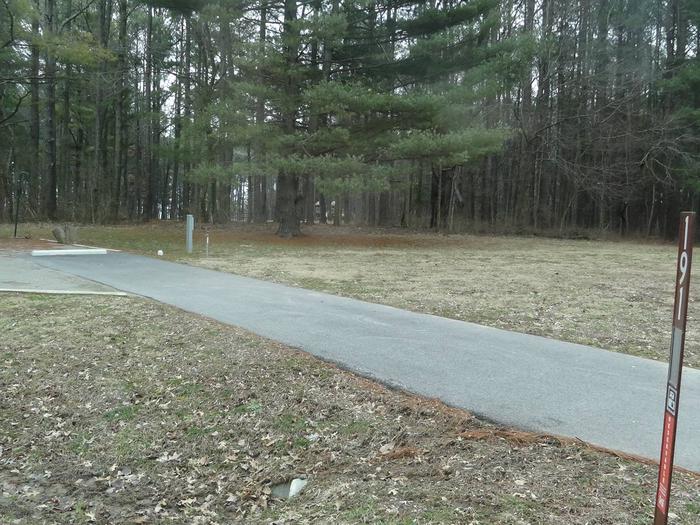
171;16;185;219
92;0;109;223
111;0;128;220
182;15;192;216
60;0;73;216
45;0;58;219
144;6;155;219
276;0;301;237
29;7;40;216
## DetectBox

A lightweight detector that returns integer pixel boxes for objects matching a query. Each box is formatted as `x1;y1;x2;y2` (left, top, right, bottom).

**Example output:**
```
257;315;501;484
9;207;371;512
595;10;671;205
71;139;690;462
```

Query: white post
186;214;194;254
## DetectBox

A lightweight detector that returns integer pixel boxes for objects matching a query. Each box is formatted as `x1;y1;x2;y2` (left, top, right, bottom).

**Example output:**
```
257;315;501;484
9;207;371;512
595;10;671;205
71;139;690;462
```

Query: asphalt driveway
29;251;700;472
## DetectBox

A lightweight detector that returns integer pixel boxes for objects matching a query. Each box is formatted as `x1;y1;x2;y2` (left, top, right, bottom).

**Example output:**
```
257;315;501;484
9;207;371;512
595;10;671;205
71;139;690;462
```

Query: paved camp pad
0;241;120;295
25;251;700;473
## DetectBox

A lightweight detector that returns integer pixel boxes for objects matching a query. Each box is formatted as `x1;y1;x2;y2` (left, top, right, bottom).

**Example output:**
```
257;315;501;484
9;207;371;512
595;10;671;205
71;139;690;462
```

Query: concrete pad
31;248;108;256
0;254;118;294
0;288;127;296
72;243;121;251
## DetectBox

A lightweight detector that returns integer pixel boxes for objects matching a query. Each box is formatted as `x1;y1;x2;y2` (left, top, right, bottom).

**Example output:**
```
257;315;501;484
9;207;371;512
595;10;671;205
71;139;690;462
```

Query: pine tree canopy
5;0;698;236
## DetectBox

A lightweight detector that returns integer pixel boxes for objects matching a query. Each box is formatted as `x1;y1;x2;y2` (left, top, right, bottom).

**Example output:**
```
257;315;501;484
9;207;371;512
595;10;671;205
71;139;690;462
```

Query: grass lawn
1;293;699;524
4;221;696;367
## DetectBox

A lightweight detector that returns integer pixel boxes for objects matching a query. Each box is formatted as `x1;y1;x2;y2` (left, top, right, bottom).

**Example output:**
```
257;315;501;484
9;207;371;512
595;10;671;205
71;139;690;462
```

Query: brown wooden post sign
654;211;695;525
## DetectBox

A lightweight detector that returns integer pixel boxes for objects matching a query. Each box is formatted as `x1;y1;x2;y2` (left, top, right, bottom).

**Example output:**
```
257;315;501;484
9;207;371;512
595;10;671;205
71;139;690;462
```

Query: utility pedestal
186;214;194;254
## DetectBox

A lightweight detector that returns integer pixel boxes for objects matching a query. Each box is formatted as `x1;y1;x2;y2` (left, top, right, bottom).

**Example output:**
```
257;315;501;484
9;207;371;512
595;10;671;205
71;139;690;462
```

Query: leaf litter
0;294;699;524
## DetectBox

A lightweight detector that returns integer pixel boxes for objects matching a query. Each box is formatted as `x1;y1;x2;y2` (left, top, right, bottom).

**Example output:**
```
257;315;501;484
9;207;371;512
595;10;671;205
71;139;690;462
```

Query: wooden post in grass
654;211;695;525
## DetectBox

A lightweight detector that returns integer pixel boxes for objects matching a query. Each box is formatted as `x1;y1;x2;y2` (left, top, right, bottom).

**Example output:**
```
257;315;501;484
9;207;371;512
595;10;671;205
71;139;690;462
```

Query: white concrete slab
0;288;127;296
31;248;108;256
0;254;118;294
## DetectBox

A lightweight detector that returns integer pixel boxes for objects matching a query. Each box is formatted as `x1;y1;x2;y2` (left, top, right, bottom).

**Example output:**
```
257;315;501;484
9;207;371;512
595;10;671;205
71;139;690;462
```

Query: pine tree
174;0;512;236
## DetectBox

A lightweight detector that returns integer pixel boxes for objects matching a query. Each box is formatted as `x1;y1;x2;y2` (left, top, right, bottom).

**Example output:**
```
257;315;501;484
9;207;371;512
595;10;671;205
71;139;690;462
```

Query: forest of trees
1;0;700;237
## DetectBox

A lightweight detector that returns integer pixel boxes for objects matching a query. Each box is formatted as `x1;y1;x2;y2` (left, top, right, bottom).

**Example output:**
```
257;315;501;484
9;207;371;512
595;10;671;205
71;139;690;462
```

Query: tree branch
60;0;97;32
0;91;30;127
1;0;15;49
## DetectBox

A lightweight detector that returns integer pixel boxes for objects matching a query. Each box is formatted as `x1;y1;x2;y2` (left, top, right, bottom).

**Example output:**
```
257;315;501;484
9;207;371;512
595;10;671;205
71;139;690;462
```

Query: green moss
274;413;306;433
234;401;262;414
103;405;139;422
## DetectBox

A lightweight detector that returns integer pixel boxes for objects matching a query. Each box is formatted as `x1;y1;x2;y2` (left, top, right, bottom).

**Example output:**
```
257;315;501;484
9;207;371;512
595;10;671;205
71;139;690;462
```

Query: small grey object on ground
30;252;700;472
271;478;308;499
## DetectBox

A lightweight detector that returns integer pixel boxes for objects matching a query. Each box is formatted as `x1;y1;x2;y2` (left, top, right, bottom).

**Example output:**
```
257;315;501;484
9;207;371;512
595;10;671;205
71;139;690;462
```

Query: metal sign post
186;214;194;254
13;174;23;239
654;211;695;525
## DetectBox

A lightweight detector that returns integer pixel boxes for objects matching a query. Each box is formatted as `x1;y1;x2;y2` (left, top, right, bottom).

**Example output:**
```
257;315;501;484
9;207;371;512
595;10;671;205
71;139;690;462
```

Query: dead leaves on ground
1;295;700;524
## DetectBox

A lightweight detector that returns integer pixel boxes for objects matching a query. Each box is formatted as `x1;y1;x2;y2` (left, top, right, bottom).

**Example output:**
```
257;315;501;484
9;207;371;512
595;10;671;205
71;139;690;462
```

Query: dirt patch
1;294;699;524
0;237;60;253
206;224;444;248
